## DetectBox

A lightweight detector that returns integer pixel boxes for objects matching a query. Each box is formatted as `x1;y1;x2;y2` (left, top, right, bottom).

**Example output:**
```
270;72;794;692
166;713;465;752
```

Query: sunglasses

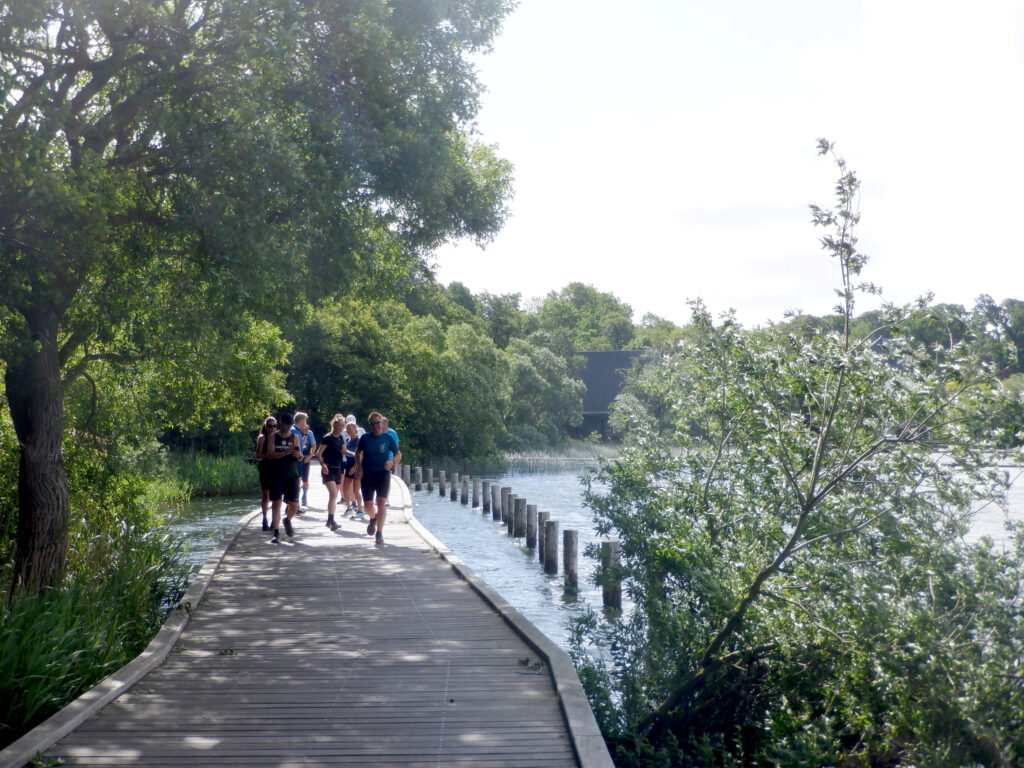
267;422;277;427
368;420;382;427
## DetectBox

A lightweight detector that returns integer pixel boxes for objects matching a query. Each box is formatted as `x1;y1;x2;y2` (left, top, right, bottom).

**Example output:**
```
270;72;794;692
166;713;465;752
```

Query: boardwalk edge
0;509;261;768
405;494;615;768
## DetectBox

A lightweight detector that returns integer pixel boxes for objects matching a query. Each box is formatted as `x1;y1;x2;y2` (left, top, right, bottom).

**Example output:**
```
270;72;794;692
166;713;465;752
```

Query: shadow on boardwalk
2;478;612;768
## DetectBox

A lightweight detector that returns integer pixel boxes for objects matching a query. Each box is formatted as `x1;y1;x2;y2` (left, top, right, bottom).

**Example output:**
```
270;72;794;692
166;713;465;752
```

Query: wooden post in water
482;480;491;513
563;529;578;594
505;494;517;535
526;504;538;548
472;478;480;508
414;466;422;491
438;470;446;497
500;487;511;523
537;511;549;562
426;467;433;492
491;484;501;521
513;497;527;538
461;475;469;505
601;540;622;611
451;472;459;501
402;464;411;485
543;519;559;574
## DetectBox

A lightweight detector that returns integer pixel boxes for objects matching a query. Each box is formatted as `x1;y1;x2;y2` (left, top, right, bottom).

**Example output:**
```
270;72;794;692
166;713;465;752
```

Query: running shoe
284;517;294;537
375;532;383;545
366;517;376;535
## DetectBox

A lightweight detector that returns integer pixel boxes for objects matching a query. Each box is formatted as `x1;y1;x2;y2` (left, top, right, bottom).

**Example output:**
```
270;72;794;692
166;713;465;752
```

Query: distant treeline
165;283;1024;460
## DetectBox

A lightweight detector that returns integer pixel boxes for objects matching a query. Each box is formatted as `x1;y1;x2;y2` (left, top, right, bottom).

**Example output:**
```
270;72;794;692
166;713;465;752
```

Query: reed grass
0;525;191;747
165;452;256;497
420;441;619;476
502;440;618;471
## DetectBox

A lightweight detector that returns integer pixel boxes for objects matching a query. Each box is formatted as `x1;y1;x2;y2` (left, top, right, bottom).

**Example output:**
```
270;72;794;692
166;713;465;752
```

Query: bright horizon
432;0;1024;328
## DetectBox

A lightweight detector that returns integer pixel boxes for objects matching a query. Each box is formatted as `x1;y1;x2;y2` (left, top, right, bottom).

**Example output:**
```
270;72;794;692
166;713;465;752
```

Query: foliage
478;292;538;349
572;144;1024;766
0;0;514;591
533;283;637;366
628;314;693;352
164;453;256;497
502;339;584;448
0;523;191;746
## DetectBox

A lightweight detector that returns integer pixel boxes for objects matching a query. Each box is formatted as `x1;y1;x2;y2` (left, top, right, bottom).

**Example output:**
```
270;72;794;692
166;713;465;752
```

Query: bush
0;523;191;746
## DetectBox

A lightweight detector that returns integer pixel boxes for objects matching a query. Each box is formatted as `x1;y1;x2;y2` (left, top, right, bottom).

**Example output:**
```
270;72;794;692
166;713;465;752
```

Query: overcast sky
431;0;1024;328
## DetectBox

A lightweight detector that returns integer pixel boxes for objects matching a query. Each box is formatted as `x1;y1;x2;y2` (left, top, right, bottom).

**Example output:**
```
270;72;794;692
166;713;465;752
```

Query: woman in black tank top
267;413;301;542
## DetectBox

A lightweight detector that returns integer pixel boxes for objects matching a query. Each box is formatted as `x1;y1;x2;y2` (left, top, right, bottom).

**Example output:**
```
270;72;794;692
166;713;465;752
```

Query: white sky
431;0;1024;328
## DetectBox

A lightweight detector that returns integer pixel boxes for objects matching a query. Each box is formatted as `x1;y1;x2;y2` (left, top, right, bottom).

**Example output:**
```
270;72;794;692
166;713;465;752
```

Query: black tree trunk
7;310;70;595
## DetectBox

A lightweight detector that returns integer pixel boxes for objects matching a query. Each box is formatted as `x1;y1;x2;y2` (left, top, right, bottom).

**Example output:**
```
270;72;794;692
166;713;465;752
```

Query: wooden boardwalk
3;478;612;768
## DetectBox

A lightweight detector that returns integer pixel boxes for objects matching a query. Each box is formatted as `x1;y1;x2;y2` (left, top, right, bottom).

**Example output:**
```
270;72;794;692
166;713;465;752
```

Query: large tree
0;0;512;593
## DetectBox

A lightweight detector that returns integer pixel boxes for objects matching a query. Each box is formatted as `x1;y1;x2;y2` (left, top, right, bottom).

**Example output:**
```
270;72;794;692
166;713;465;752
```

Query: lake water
168;462;1024;653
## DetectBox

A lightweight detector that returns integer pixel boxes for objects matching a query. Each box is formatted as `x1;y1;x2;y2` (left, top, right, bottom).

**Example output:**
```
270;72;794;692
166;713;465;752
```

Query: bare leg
344;477;357;512
374;496;387;541
326;481;338;517
272;498;282;531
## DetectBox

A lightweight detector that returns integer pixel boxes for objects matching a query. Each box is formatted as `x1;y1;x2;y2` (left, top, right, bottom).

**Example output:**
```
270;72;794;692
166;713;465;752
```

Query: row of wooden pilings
395;464;622;611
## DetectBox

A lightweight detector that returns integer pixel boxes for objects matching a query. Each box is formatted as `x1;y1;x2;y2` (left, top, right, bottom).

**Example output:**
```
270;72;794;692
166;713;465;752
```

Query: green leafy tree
503;339;584;448
628;313;692;352
534;283;636;365
573;143;1023;765
0;0;513;592
431;323;511;457
285;298;404;436
478;291;536;349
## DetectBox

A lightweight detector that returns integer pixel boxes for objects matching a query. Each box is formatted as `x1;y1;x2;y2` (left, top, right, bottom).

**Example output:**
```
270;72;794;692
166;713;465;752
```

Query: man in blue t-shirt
355;411;401;545
382;416;399;461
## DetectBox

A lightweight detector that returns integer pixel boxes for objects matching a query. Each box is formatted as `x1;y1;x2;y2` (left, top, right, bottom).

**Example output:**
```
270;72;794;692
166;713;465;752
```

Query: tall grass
502;440;618;471
0;524;191;747
422;441;619;476
165;452;256;497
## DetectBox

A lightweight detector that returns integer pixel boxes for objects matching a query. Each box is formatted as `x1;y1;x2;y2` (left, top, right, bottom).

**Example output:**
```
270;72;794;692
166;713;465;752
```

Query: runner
255;416;277;531
292;411;316;508
316;414;347;530
354;412;401;545
343;421;360;517
267;412;302;543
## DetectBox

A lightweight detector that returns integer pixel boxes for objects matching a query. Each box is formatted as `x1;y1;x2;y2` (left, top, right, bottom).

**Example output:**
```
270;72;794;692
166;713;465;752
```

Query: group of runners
255;410;401;545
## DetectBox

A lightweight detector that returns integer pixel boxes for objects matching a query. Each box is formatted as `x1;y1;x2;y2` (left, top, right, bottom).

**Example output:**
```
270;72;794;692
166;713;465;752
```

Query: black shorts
322;465;343;485
270;474;300;503
361;470;391;502
344;462;357;479
258;461;273;492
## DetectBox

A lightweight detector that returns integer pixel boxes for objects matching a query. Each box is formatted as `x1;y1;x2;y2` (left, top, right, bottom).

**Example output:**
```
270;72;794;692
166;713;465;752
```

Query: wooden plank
39;481;596;767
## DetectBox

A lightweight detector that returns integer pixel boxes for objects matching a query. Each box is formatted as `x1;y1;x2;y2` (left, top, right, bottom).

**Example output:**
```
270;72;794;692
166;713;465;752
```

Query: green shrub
0;523;190;746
